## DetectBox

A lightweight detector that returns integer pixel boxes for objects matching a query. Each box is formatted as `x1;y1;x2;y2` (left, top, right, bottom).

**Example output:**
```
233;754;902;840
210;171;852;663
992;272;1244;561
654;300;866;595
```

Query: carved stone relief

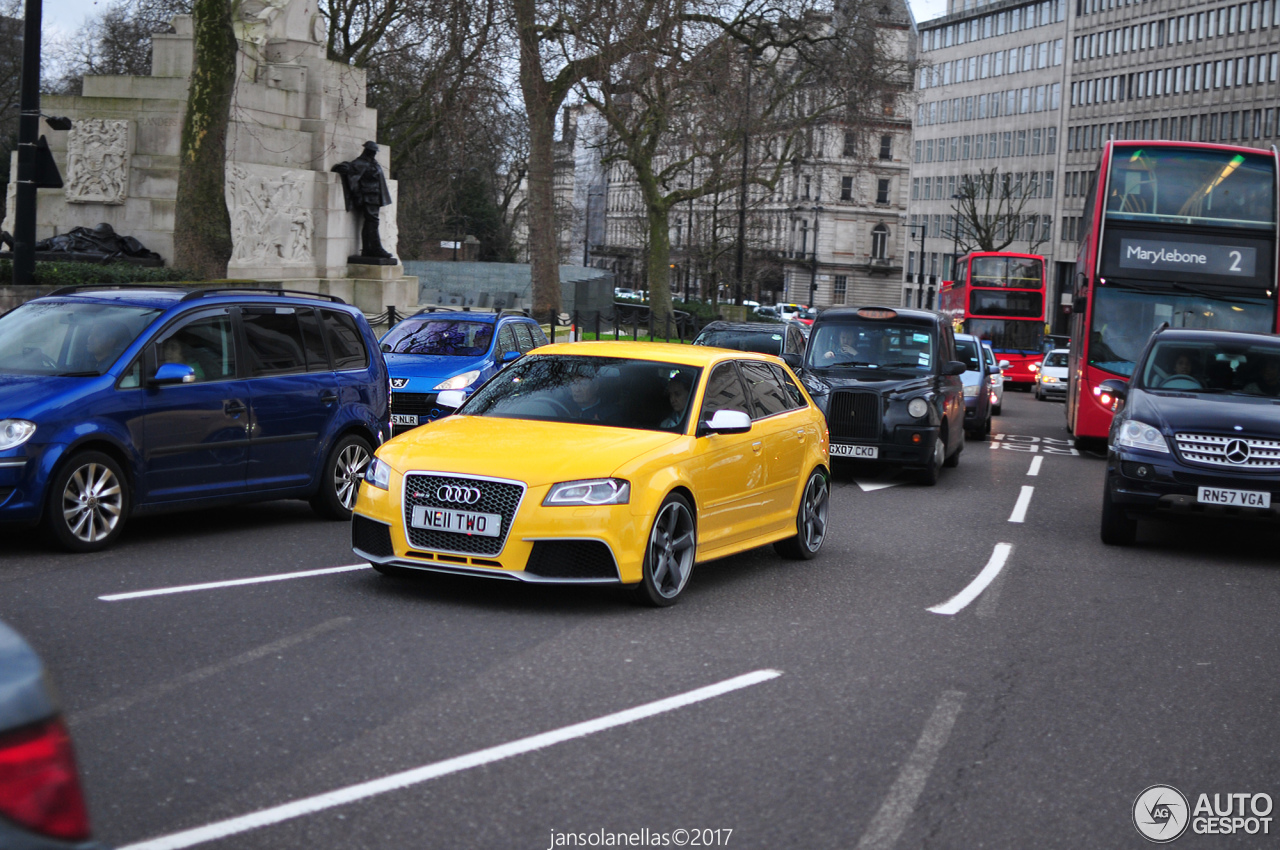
65;119;130;205
226;164;313;264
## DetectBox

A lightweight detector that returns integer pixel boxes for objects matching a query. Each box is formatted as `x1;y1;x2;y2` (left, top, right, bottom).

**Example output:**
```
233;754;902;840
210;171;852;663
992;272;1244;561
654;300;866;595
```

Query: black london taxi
1100;327;1280;545
799;306;967;485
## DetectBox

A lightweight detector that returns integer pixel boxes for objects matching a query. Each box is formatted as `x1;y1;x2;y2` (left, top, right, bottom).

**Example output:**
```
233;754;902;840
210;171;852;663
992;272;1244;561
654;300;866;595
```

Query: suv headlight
1114;420;1169;453
0;420;35;451
434;370;482;391
907;397;929;419
364;457;392;490
543;478;630;506
963;384;980;398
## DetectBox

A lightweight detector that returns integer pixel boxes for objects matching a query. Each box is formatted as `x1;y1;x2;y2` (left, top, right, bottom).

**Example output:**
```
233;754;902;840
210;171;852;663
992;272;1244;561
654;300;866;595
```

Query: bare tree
49;0;191;94
953;167;1049;255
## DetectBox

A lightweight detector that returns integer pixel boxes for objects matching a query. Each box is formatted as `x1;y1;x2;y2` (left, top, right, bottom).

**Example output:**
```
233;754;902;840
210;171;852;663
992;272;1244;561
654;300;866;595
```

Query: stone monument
16;0;416;315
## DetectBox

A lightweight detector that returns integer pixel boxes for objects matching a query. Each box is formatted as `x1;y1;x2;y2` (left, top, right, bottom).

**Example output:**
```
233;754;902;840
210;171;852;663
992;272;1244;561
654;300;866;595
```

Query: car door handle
751;440;763;453
320;391;338;404
796;429;806;440
225;401;246;417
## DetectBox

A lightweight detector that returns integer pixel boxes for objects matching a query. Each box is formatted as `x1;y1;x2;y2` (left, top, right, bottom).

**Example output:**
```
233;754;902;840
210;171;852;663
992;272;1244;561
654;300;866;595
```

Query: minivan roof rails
181;287;347;304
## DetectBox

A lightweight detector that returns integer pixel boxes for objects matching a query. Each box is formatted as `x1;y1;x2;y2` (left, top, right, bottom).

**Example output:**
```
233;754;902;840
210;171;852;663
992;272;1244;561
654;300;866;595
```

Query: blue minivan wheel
311;434;373;520
45;451;130;552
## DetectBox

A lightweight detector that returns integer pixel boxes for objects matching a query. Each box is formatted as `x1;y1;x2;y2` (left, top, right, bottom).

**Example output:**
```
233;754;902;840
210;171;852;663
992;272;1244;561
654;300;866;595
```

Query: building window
834;275;849;304
879;135;892;160
842;177;855;201
844;132;858;157
876;179;890;204
871;225;888;258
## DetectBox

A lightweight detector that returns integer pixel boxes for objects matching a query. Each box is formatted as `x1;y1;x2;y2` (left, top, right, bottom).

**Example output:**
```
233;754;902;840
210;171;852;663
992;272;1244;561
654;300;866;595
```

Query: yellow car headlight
364;457;392;490
543;478;630;506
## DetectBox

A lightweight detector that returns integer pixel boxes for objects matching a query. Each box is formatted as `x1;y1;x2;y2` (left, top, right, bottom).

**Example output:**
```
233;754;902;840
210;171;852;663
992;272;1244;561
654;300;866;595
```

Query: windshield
966;318;1044;353
381;319;494;356
806;322;936;372
1141;338;1280;396
1045;352;1069;367
462;355;702;431
1105;147;1276;229
0;300;159;376
1088;287;1274;377
970;255;1043;288
694;329;785;355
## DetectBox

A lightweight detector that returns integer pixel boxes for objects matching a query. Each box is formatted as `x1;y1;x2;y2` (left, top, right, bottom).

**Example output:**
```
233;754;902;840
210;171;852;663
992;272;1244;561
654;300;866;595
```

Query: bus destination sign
1117;238;1256;277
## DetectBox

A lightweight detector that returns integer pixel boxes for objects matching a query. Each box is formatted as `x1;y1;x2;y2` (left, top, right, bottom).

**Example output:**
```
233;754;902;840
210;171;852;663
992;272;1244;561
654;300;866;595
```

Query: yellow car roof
535;340;785;368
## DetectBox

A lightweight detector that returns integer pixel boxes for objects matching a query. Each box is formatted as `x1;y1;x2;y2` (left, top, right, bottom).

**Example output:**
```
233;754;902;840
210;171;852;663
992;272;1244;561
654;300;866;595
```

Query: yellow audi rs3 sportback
351;341;830;605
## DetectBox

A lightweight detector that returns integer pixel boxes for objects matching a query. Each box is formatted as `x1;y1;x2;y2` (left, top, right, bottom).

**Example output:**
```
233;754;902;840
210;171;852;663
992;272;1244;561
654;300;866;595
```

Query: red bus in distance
939;252;1046;388
1067;141;1279;445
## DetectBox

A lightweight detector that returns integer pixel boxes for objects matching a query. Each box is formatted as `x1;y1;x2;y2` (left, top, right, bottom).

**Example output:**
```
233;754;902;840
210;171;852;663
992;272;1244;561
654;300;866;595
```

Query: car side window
770;364;807;409
699;362;749;422
241;308;308;376
155;313;237;383
497;326;519;357
513;323;536;353
321;309;369;371
298;308;331;371
530;323;549;347
940;326;957;366
739;361;790;419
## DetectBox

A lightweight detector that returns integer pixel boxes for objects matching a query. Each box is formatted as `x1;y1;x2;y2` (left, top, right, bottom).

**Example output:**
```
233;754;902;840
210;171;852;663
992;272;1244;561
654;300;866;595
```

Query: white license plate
830;444;879;459
411;505;502;536
391;414;418;426
1196;486;1272;508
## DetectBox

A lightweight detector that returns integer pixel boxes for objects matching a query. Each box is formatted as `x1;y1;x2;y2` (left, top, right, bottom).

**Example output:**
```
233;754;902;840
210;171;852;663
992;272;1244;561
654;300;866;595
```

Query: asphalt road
3;389;1279;849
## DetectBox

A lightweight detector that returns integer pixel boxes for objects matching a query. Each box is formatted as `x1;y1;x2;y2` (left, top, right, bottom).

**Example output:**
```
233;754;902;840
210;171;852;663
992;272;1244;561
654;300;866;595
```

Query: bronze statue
331;141;394;260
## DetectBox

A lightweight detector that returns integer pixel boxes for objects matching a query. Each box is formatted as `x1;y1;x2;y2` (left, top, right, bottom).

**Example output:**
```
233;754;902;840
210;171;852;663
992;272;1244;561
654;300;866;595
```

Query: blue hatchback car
381;309;548;436
0;286;388;551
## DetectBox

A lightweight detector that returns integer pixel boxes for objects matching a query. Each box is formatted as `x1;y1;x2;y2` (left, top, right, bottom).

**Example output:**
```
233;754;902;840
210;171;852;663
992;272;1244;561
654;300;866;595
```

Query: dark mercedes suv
800;307;967;484
1100;327;1280;544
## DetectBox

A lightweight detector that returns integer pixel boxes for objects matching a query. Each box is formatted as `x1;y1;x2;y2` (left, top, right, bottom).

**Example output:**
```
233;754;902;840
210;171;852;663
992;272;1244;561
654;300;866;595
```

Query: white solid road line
70;618;351;725
1027;456;1043;476
854;690;966;850
117;670;783;850
927;543;1013;616
1008;485;1035;523
99;564;372;602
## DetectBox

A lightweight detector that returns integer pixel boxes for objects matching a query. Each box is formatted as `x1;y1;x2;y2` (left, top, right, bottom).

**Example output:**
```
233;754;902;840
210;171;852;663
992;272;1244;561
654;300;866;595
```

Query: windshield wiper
56;370;101;377
878;361;926;369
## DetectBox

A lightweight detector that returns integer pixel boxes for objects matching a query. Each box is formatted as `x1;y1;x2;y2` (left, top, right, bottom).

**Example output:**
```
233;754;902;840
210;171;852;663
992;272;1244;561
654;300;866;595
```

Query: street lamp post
910;222;926;308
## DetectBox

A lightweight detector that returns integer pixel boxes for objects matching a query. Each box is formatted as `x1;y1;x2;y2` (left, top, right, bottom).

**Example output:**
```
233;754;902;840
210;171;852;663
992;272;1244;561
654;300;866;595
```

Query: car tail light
0;717;92;841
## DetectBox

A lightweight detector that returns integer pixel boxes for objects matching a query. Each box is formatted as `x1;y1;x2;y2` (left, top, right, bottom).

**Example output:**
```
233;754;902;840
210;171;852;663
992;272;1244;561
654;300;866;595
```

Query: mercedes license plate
411;505;502;536
390;414;419;426
830;444;879;459
1196;486;1271;508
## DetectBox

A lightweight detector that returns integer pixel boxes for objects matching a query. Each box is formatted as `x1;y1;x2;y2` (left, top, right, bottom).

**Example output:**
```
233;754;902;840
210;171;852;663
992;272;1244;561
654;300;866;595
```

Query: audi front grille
401;472;525;556
1175;433;1280;471
828;390;881;441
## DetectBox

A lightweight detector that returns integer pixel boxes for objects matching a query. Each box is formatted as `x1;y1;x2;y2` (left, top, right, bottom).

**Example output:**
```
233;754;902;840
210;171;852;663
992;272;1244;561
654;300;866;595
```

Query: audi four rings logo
1225;439;1251;464
437;485;482;504
390;378;409;389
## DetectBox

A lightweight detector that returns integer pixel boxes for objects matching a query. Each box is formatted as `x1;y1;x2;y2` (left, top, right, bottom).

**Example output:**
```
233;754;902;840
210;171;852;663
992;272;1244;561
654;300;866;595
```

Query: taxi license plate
830;444;879;459
1196;486;1271;508
411;505;501;536
391;414;418;426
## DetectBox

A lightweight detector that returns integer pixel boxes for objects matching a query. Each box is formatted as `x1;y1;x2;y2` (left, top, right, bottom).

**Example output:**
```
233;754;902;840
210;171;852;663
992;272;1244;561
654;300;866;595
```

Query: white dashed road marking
118;670;783;850
927;544;1014;616
99;564;372;601
1008;486;1035;523
1027;456;1043;476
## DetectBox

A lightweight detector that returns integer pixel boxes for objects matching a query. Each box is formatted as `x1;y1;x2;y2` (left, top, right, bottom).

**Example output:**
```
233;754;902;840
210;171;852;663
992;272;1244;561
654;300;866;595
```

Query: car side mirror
998;360;1011;370
1071;296;1088;314
943;361;967;376
1098;378;1128;401
700;409;752;436
501;350;521;363
436;389;466;409
781;352;802;370
150;362;195;385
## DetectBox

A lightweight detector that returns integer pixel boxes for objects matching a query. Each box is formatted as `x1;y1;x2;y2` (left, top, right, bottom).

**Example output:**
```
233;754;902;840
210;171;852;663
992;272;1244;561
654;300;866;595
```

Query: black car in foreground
1101;327;1280;545
800;307;967;485
692;321;807;370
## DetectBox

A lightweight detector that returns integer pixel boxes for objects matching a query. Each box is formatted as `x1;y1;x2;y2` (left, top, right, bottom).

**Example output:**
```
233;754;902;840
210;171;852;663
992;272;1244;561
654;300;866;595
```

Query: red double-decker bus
939;252;1046;387
1067;141;1280;445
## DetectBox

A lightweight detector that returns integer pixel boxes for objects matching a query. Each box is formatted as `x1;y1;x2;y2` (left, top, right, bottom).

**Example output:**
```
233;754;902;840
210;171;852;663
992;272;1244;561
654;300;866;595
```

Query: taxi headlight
907;398;929;419
1114;420;1169;453
963;384;980;398
434;369;482;391
0;420;35;451
364;457;392;490
543;478;630;506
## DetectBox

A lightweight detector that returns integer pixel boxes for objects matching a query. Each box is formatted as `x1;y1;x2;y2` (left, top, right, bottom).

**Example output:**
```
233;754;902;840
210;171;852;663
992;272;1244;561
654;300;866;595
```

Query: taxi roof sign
856;308;898;320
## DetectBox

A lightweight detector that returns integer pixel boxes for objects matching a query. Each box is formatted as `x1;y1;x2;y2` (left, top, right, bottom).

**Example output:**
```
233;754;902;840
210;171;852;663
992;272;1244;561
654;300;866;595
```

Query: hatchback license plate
830;444;879;459
391;414;418;426
1196;486;1271;508
411;505;501;536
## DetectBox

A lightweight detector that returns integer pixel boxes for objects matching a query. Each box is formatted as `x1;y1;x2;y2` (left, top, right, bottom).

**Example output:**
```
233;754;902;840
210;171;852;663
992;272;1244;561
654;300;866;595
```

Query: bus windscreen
1105;147;1277;230
970;256;1043;288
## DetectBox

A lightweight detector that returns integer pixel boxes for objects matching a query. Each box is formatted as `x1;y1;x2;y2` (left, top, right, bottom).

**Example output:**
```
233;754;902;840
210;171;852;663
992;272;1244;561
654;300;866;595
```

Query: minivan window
298;308;331;371
156;314;237;383
242;308;308;376
0;301;159;376
323;310;368;370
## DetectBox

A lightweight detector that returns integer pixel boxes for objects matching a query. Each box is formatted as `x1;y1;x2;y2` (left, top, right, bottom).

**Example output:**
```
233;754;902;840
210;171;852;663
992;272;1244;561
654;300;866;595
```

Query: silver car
1036;348;1070;400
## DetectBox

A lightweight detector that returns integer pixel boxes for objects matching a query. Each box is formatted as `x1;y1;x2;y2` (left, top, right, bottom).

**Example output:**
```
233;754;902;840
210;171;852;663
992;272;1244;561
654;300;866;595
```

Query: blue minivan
0;286;388;551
